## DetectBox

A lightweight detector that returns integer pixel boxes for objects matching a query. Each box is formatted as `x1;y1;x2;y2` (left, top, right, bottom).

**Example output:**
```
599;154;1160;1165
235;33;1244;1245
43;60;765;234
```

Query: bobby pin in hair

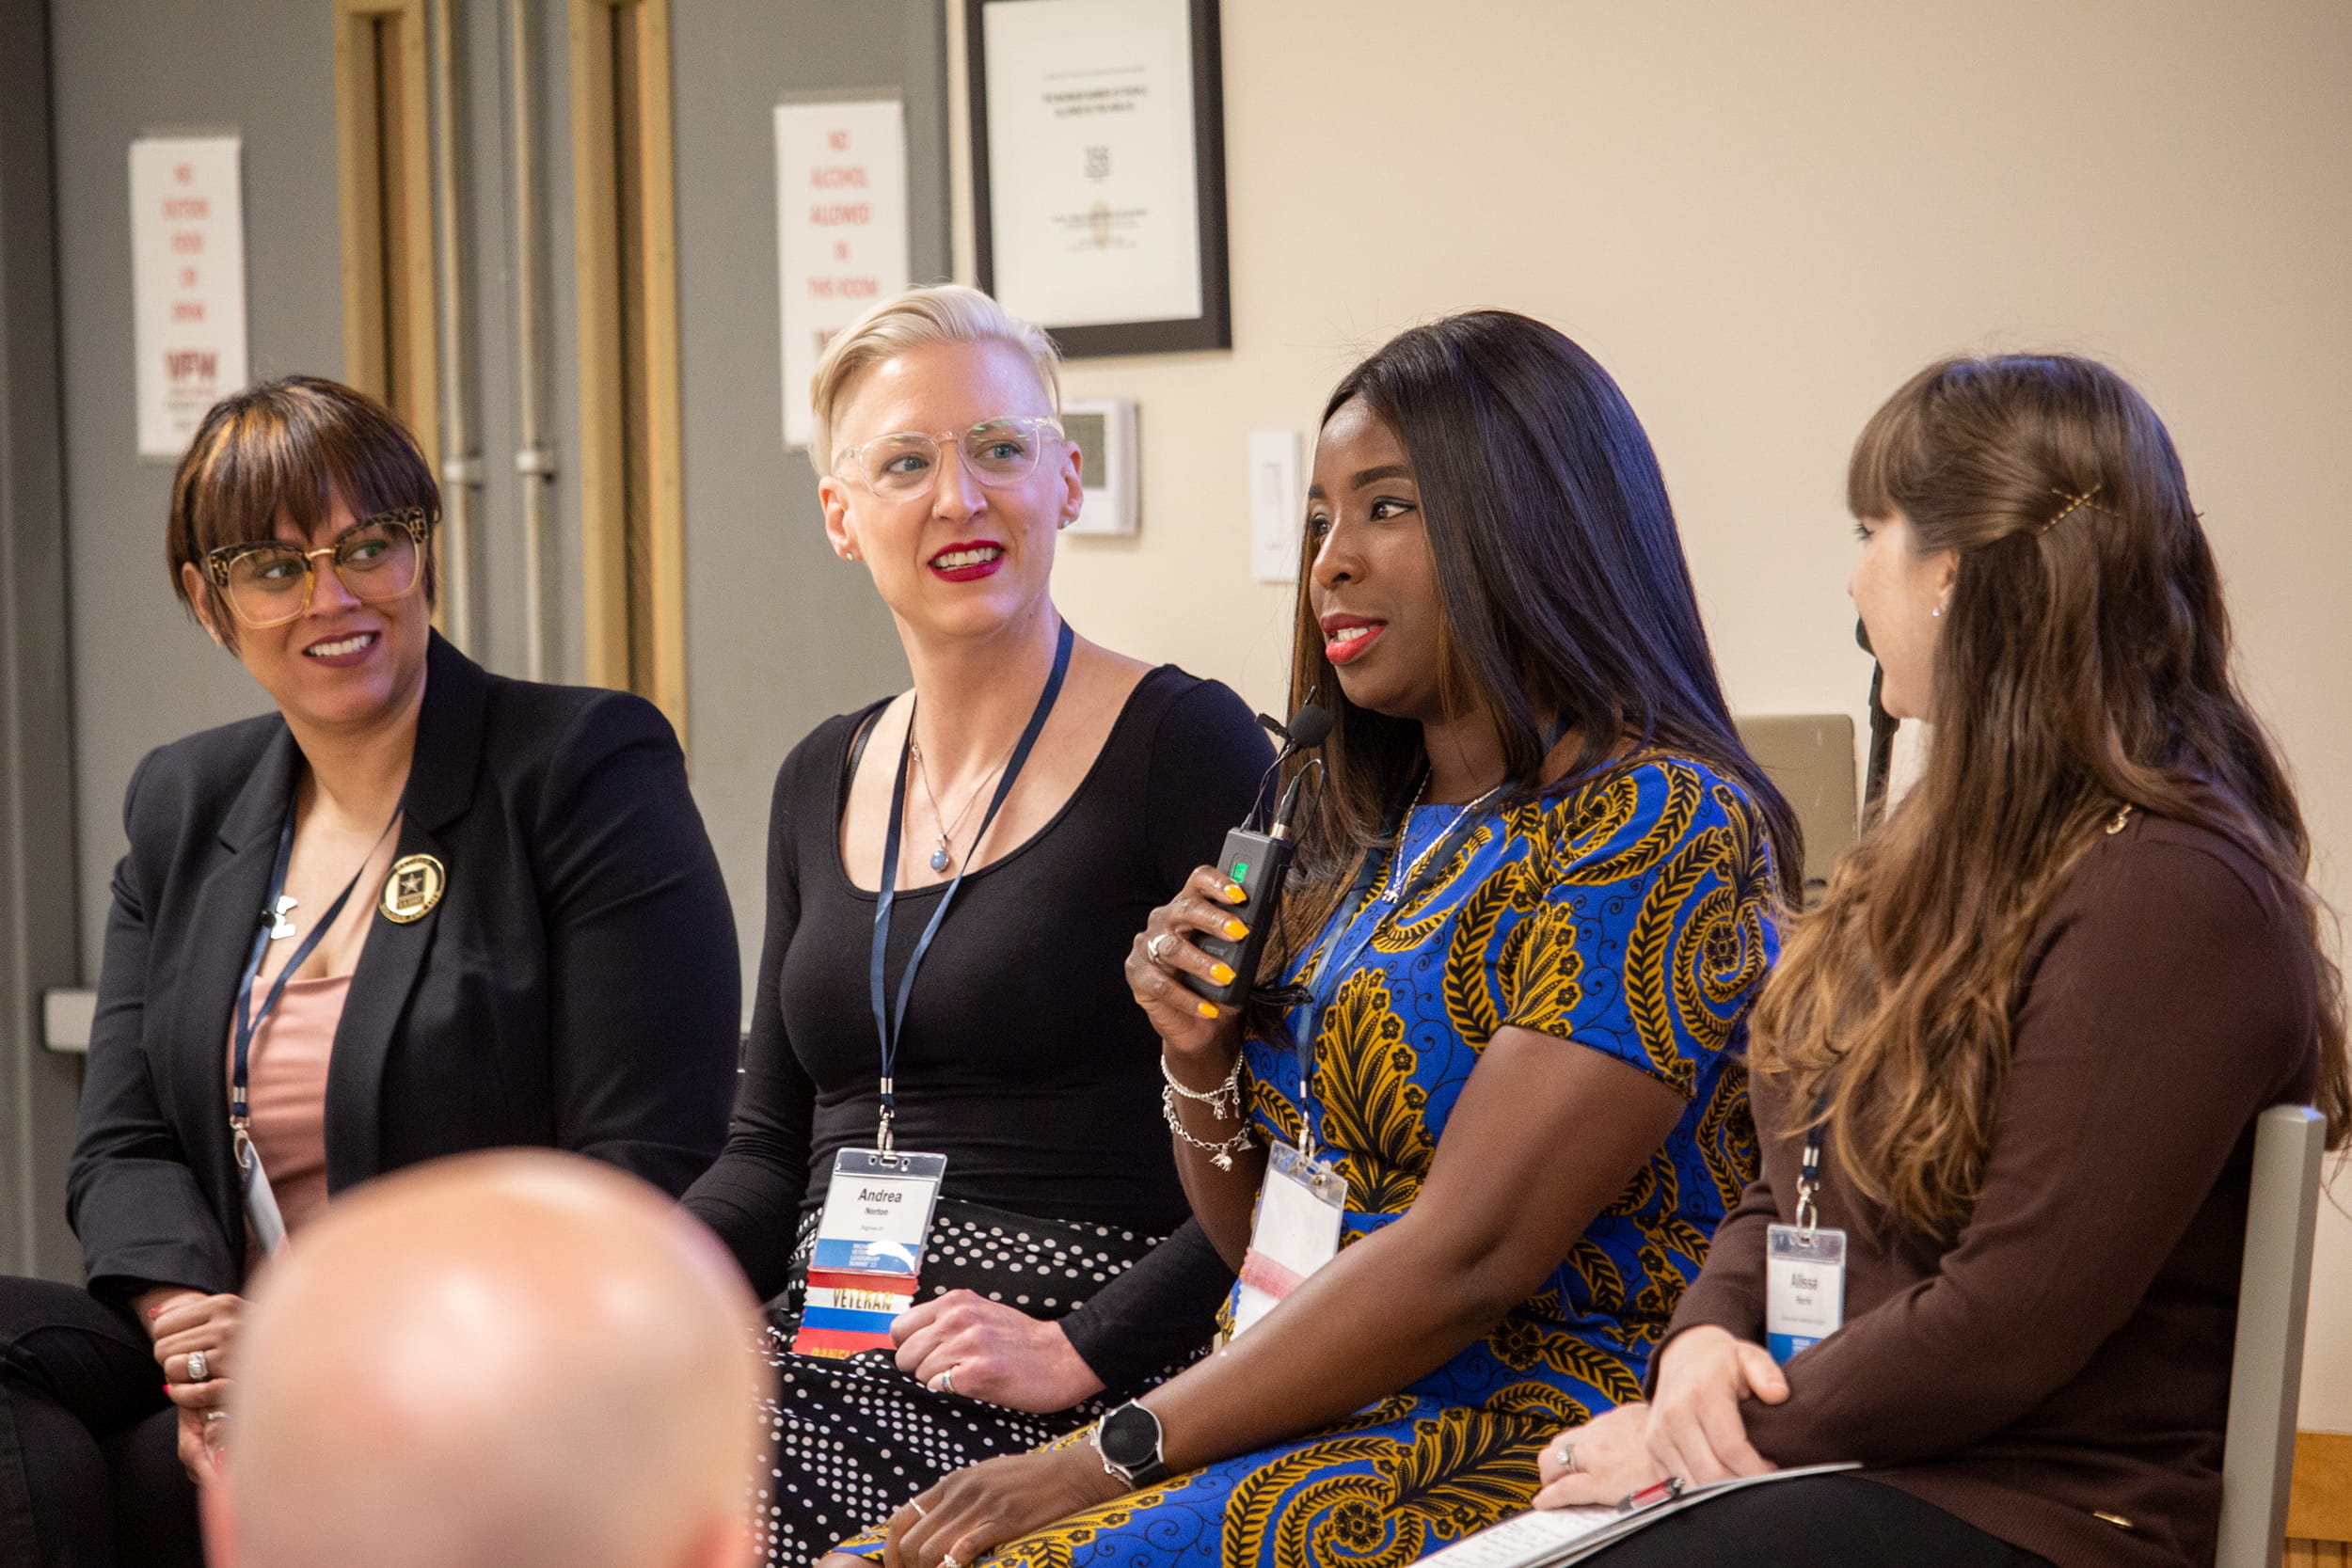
2040;484;2119;535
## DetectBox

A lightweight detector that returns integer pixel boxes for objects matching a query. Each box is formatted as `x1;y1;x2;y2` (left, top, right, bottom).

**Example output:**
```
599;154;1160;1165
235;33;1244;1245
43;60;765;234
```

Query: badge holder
235;1127;289;1257
792;1135;947;1359
1764;1117;1846;1363
1231;1140;1347;1339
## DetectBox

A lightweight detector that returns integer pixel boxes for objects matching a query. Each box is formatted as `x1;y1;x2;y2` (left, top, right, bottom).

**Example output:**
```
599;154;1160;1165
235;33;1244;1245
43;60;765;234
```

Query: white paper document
981;0;1202;328
1417;1463;1862;1568
774;99;910;450
130;135;248;459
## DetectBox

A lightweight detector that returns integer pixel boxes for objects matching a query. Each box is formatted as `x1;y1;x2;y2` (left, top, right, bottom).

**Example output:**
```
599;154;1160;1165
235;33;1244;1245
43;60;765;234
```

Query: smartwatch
1091;1401;1170;1488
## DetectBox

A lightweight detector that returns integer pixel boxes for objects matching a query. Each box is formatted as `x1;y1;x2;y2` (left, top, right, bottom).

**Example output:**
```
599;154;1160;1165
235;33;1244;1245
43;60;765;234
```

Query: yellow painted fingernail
1222;882;1247;903
1224;919;1248;940
1210;962;1236;986
1197;1002;1221;1019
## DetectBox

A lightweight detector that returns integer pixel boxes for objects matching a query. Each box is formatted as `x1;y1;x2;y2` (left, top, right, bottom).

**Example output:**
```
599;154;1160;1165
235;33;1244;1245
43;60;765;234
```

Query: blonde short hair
807;284;1062;470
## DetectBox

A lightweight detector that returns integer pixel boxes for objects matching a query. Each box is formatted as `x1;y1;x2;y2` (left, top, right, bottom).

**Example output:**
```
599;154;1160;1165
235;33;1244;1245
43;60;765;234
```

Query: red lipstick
1319;612;1387;665
927;540;1007;583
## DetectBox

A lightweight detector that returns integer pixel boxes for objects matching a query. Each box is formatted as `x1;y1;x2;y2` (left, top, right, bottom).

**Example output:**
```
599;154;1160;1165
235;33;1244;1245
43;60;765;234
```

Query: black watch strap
1092;1401;1171;1488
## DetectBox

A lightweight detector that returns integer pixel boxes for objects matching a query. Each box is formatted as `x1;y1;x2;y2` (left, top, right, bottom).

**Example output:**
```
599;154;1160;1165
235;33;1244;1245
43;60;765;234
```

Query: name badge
791;1148;946;1360
1231;1142;1348;1338
1765;1223;1846;1363
235;1130;290;1258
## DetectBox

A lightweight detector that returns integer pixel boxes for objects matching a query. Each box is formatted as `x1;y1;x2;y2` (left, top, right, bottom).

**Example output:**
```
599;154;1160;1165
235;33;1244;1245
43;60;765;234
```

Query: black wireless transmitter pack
1182;703;1329;1009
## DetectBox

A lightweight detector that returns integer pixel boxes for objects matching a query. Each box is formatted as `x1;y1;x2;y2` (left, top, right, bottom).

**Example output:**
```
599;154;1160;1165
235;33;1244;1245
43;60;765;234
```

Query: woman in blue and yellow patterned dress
853;312;1804;1568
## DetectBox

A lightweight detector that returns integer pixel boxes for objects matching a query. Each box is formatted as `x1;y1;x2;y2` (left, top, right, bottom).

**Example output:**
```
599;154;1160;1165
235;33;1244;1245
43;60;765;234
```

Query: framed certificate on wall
966;0;1230;356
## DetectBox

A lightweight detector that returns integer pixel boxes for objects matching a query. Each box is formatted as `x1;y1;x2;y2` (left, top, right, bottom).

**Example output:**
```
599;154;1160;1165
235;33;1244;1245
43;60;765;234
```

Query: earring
1931;604;1944;618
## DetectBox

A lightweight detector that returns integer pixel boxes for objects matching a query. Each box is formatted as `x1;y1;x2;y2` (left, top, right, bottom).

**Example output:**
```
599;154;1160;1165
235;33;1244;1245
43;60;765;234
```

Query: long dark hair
1754;353;2350;1235
1265;311;1802;982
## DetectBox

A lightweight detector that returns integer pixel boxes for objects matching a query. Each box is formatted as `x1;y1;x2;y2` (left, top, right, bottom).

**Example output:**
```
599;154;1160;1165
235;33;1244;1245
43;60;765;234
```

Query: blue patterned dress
881;755;1779;1568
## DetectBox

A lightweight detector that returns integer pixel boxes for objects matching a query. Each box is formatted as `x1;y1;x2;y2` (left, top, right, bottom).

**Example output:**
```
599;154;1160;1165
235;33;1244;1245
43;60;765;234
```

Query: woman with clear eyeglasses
0;375;740;1568
679;285;1268;1568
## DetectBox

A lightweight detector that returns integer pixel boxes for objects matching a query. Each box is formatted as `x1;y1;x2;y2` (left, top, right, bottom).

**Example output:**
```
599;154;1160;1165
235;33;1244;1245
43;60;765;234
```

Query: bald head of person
204;1151;764;1568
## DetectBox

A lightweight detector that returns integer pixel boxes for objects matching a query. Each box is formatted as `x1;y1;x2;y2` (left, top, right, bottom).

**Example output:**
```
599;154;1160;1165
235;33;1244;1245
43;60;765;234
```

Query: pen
1614;1477;1687;1514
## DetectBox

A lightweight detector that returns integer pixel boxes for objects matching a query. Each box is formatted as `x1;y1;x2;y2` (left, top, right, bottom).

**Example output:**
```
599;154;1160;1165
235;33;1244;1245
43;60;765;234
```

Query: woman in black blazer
0;377;739;1568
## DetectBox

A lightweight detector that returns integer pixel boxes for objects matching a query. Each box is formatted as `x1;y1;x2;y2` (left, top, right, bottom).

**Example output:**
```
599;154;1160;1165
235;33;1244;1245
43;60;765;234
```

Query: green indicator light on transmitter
1231;861;1251;880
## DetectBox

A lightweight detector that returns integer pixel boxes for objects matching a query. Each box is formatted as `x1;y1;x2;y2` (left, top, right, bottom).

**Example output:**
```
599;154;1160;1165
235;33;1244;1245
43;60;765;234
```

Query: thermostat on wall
1061;399;1138;536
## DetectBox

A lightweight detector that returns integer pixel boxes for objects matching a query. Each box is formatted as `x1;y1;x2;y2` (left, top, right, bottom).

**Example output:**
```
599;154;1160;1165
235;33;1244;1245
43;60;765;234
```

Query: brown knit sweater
1667;814;2322;1568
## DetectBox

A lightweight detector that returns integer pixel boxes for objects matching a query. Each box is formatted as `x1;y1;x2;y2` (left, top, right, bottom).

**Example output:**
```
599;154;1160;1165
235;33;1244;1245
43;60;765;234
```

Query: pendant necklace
908;713;1013;874
1375;771;1508;904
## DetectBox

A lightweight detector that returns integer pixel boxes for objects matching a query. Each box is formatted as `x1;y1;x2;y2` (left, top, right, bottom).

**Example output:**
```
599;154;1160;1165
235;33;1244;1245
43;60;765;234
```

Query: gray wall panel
50;0;342;974
0;0;86;1279
668;1;946;983
42;0;945;1051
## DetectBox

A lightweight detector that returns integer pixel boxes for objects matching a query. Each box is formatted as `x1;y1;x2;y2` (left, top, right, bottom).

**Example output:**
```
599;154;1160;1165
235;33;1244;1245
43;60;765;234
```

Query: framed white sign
130;135;248;460
775;97;912;452
969;0;1230;356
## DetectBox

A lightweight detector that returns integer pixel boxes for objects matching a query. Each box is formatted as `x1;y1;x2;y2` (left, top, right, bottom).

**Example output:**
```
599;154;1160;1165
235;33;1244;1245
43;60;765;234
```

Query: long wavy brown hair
1752;354;2349;1236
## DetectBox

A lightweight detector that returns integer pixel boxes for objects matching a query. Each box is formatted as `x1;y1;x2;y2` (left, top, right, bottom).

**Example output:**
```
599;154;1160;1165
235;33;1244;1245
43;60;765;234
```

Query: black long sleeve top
686;666;1270;1390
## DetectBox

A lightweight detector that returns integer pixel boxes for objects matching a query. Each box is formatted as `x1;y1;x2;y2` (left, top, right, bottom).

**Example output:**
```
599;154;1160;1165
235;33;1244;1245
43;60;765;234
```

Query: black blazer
67;633;740;1299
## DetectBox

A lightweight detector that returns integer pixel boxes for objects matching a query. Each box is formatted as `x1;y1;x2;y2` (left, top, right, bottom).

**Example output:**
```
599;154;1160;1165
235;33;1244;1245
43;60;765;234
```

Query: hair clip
2040;484;2114;534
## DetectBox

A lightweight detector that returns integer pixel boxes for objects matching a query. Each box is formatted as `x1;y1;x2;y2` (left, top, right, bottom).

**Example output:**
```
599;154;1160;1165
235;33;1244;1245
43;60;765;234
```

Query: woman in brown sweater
1536;352;2349;1568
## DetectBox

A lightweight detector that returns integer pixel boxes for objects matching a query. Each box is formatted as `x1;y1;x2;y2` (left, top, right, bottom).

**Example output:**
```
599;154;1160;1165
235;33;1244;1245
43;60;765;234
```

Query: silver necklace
908;735;1009;874
1375;774;1507;904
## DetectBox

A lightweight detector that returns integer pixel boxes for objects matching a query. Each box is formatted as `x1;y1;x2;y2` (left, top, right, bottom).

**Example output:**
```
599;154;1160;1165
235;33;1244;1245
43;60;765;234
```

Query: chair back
2216;1103;2327;1568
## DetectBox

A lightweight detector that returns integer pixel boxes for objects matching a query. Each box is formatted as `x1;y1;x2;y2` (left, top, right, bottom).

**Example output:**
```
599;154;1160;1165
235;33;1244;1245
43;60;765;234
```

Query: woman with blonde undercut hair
681;285;1267;1566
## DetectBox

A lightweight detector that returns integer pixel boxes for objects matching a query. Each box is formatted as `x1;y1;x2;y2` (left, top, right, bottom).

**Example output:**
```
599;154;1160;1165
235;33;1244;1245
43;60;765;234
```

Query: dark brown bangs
167;376;439;634
1844;357;1952;521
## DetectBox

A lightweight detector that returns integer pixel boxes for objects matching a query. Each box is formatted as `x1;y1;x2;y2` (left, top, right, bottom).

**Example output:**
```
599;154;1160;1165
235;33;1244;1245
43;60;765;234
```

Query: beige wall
948;0;2352;1426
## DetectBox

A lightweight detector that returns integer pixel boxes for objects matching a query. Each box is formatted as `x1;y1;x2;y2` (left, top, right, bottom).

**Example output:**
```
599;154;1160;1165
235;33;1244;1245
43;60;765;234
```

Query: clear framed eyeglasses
201;507;431;628
834;417;1065;499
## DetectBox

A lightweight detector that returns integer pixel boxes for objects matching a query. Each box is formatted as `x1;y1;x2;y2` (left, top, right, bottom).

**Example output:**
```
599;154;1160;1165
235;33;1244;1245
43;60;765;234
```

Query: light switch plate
1248;429;1303;582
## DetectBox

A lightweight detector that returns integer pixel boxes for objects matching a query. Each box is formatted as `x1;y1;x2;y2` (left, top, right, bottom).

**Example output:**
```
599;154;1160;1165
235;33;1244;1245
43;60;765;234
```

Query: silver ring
930;1365;958;1396
1146;932;1172;965
1551;1442;1577;1474
910;1499;929;1519
202;1410;229;1424
186;1351;209;1383
940;1558;963;1568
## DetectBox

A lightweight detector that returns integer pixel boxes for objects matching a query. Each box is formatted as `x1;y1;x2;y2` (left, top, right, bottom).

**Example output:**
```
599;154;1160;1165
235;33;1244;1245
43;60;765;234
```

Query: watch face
1100;1403;1161;1468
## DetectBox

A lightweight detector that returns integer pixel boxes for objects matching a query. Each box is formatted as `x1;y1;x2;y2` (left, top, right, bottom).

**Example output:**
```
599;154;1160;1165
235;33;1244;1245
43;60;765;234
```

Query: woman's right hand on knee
1128;866;1252;1057
1644;1324;1788;1484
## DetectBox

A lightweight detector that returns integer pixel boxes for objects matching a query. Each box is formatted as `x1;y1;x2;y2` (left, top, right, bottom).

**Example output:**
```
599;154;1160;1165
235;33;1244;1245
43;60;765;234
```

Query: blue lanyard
230;800;403;1128
1287;773;1500;1155
868;620;1073;1152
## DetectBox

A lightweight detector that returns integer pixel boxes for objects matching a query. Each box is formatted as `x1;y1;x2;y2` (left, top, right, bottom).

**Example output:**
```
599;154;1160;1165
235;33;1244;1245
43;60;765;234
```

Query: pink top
227;974;349;1265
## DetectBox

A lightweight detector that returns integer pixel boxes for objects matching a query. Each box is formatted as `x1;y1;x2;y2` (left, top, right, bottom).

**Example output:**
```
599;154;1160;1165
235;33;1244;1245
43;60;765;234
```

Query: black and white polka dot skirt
748;1201;1169;1568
